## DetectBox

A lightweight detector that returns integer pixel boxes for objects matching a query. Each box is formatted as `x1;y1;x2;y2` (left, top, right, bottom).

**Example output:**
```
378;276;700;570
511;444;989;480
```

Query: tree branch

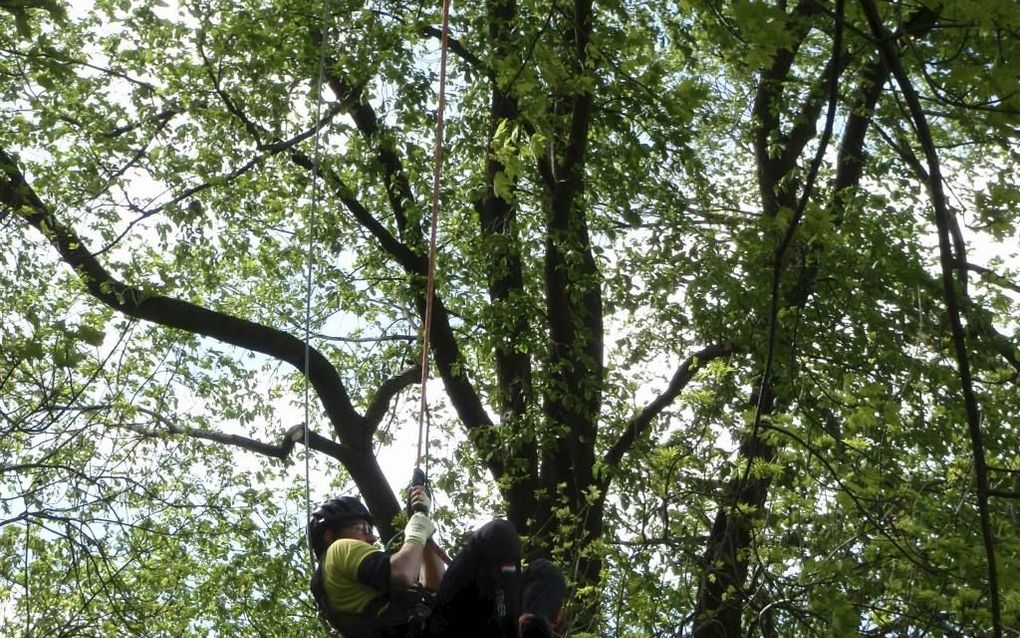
127;406;402;537
420;25;487;74
325;74;415;237
476;0;542;527
751;0;822;217
963;262;1020;295
873;122;969;287
290;150;495;451
603;344;734;474
103;107;180;138
780;51;846;177
0;45;157;91
914;270;1020;375
315;71;496;447
364;365;421;433
94;102;343;261
0;148;366;444
123;412;349;464
859;1;1000;634
761;422;944;575
287;149;422;271
539;0;603;524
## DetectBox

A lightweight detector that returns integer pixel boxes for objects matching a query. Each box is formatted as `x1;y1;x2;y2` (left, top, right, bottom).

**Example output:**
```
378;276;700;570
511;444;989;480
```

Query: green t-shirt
322;539;386;614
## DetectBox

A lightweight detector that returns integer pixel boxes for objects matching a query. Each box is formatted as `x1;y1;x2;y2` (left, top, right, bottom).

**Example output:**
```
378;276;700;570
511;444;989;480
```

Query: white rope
23;517;30;635
303;0;334;565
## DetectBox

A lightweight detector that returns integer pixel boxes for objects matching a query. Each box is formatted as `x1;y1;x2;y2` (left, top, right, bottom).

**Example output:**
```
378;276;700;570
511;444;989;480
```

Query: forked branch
603;343;734;474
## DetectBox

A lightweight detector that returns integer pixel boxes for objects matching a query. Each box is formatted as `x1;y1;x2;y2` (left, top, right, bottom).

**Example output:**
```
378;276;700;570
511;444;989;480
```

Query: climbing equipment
415;0;454;479
303;0;335;555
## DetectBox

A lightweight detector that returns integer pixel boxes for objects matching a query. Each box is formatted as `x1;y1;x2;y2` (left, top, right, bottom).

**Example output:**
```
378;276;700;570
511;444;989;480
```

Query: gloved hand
403;512;435;547
407;485;431;515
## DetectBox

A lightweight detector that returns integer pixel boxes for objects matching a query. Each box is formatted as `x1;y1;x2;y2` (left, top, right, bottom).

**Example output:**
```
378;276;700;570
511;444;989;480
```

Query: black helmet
307;496;375;559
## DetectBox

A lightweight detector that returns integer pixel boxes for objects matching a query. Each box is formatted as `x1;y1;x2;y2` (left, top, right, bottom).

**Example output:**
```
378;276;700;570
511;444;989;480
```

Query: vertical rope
416;0;453;471
23;517;30;637
304;0;333;562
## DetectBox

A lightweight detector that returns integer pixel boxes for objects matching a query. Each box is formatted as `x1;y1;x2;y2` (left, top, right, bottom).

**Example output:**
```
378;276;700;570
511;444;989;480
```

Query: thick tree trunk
694;387;776;638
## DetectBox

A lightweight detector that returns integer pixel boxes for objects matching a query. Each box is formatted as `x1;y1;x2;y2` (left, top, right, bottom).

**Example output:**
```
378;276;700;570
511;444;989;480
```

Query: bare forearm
420;540;447;591
389;542;425;588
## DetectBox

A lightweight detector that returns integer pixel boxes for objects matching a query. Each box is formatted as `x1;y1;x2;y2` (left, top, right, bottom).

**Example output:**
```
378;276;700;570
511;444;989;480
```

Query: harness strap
310;562;373;637
312;562;434;638
325;596;388;638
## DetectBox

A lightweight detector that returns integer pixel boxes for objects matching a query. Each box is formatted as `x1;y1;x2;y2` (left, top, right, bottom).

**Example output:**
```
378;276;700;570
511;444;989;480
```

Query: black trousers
426;520;565;638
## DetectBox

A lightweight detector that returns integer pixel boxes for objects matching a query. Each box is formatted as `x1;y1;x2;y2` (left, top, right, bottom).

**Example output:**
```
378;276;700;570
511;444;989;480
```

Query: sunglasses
345;521;375;536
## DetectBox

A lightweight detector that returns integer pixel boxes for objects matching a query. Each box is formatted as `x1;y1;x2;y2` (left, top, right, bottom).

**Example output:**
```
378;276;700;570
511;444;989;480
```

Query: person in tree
307;487;566;638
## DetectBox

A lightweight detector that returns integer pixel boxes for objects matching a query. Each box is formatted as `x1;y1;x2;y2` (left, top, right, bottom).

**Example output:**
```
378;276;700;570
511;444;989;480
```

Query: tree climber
307;487;566;638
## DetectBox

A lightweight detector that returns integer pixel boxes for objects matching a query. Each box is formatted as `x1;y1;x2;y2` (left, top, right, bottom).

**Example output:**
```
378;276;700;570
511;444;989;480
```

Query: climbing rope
303;0;334;560
300;0;451;533
23;516;30;634
415;0;454;475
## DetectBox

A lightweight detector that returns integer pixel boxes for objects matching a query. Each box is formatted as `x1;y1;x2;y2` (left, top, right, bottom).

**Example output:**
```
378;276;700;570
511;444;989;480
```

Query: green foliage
0;0;66;38
2;0;1019;636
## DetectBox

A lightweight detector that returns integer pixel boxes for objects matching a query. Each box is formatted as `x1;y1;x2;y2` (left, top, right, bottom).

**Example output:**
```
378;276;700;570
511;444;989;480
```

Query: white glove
403;512;435;547
408;485;431;514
